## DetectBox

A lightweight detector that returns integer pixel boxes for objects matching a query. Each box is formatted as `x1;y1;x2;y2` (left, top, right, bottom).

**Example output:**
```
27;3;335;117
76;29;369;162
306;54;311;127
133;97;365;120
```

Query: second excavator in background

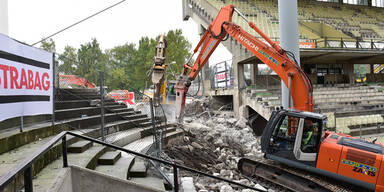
151;34;168;107
148;34;177;122
175;4;384;191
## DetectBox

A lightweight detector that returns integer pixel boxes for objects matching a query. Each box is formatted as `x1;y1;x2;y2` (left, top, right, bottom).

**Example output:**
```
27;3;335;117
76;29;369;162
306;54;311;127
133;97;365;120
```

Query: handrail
0;131;67;191
0;131;263;192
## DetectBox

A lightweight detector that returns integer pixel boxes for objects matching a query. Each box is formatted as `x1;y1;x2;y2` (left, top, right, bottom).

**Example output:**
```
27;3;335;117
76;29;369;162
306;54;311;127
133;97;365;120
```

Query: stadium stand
244;84;384;138
0;88;181;191
206;0;384;43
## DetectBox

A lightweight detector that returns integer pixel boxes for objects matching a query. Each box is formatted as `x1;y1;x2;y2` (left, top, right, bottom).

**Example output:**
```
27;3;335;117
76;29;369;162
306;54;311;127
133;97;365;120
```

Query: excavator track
238;157;366;192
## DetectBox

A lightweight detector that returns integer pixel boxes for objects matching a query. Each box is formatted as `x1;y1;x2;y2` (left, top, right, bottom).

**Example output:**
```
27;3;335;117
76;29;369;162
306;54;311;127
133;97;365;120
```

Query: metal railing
313;37;384;49
0;131;263;192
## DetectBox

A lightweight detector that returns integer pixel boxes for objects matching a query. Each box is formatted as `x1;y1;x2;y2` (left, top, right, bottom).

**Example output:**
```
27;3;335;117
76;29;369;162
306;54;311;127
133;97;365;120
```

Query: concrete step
55;99;117;110
103;128;143;146
56;106;104;121
106;105;130;110
129;177;166;191
95;156;135;180
314;92;382;99
315;103;384;113
30;126;179;192
33;144;105;191
314;99;384;108
313;88;376;95
55;100;90;110
68;141;93;153
124;114;148;120
0;127;104;192
349;123;383;130
122;127;179;157
122;136;154;157
98;118;150;132
111;108;133;113
59;88;98;94
0;135;55;177
56;106;136;121
60;111;138;129
315;95;384;102
60;94;104;100
129;160;147;177
98;151;122;165
350;126;384;137
93;127;157;179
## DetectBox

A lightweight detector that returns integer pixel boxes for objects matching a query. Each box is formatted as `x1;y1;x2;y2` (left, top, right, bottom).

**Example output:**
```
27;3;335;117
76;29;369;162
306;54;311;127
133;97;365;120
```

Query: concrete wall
49;166;163;192
49;168;73;192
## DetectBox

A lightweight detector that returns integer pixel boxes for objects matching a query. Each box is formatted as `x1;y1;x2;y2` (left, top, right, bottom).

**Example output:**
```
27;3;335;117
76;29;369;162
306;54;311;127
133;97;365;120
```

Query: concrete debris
165;97;270;192
183;136;190;142
184;97;211;115
241;190;255;192
191;142;203;149
89;99;100;106
195;182;206;190
235;117;248;129
220;184;234;192
181;177;197;192
188;145;194;152
254;183;268;191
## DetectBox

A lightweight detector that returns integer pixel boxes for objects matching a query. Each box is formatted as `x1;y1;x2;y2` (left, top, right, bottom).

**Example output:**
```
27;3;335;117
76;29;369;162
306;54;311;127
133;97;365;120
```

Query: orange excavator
176;5;384;191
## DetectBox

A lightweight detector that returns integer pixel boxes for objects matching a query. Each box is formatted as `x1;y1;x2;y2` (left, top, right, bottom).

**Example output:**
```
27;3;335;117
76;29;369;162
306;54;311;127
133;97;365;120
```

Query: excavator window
271;115;300;152
301;119;321;153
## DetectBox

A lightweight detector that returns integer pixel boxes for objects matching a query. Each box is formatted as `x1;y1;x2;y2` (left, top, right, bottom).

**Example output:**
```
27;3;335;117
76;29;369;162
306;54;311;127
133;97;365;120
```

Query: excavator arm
152;34;168;106
175;5;313;122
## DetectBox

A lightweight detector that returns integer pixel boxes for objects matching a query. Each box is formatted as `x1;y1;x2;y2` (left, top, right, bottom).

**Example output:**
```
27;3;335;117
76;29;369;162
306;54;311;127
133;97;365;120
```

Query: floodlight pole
278;0;300;109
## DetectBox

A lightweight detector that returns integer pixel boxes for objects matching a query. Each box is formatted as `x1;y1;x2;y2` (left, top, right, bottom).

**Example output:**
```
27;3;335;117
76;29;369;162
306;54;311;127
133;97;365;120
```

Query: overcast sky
7;0;232;65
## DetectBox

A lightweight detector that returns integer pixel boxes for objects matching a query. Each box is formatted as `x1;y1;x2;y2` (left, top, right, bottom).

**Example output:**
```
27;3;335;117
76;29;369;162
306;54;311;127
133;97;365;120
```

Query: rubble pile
184;97;229;116
184;97;212;116
165;111;270;192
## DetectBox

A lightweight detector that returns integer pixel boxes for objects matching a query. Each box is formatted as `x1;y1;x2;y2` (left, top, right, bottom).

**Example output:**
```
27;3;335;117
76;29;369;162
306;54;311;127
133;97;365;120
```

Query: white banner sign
0;34;54;122
214;62;231;88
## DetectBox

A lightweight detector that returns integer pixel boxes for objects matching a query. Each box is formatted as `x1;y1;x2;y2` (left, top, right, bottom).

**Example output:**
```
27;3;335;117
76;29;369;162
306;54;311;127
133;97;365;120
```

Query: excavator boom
152;34;168;106
175;5;313;122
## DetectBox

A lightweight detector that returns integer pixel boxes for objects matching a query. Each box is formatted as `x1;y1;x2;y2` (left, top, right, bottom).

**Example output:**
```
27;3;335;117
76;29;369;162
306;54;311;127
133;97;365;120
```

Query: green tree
105;43;137;90
76;39;107;86
49;29;193;91
131;37;157;91
39;38;56;52
58;46;77;75
165;29;192;80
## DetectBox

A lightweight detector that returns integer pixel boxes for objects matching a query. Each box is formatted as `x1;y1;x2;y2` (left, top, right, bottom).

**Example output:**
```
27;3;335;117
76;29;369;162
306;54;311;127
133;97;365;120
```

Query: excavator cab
261;109;327;167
